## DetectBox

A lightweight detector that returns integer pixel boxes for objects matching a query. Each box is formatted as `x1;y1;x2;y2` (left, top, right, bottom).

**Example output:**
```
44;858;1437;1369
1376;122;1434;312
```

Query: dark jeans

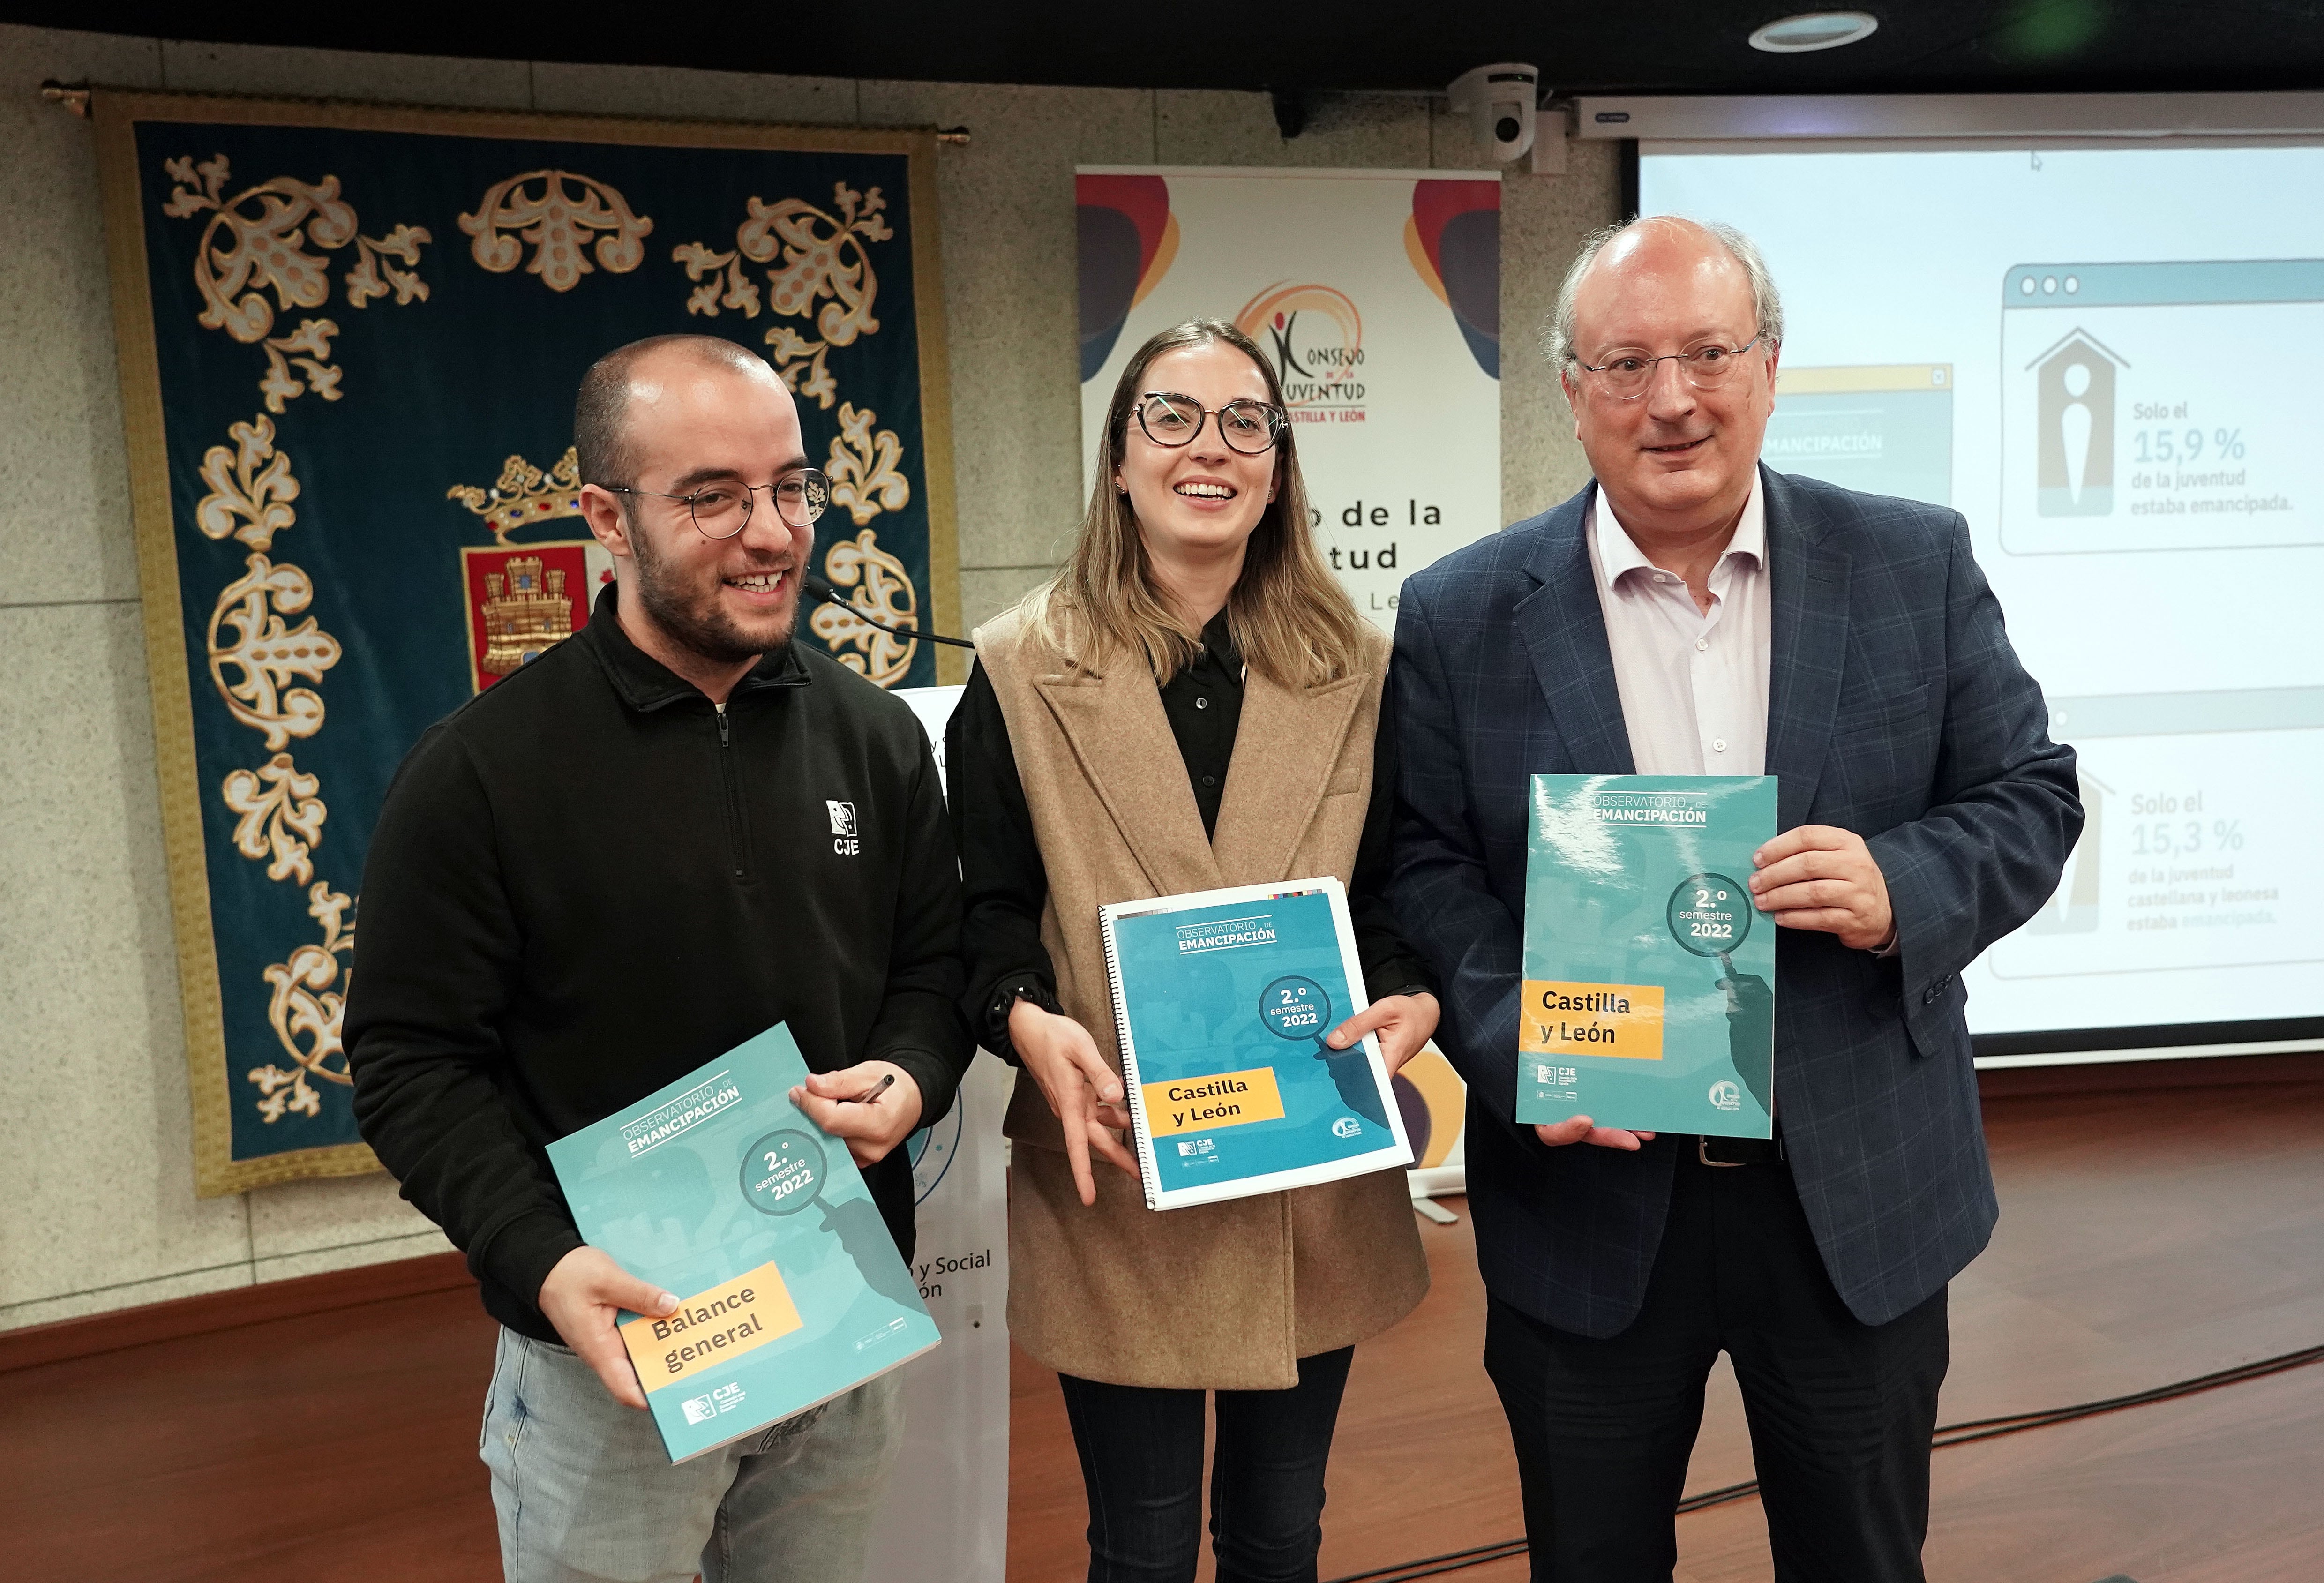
1484;1146;1949;1583
1055;1346;1356;1583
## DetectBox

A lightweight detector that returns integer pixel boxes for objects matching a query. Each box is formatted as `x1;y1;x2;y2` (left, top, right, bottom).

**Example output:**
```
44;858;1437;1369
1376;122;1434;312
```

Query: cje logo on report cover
1708;1080;1743;1112
681;1382;746;1425
827;800;861;856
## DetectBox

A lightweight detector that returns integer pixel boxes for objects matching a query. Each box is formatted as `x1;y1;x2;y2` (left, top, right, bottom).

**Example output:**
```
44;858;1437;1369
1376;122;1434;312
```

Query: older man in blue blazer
1389;216;2081;1582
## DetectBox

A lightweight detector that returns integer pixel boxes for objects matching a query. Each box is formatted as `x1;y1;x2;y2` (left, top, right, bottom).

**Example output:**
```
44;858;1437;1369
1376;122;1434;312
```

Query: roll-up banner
1076;166;1502;635
1075;167;1489;1191
870;684;1010;1583
863;1055;1011;1583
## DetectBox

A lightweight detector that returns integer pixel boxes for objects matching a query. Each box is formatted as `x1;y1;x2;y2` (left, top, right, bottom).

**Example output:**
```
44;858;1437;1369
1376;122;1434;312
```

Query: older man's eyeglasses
606;469;830;540
1575;337;1764;401
1133;392;1286;455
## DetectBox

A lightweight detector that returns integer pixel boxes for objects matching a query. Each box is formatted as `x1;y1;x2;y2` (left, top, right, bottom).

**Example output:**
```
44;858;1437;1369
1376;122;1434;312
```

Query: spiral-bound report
1099;877;1415;1211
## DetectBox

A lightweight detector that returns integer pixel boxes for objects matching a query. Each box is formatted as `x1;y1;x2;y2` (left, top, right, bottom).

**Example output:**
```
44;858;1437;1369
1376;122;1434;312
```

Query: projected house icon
2029;330;2127;517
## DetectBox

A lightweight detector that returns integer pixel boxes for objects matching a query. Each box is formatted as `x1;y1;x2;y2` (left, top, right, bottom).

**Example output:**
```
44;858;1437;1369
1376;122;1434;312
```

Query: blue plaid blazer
1389;468;2082;1334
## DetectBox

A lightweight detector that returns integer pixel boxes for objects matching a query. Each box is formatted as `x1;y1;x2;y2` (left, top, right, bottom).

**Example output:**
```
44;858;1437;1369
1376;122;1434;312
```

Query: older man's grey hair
1543;217;1785;371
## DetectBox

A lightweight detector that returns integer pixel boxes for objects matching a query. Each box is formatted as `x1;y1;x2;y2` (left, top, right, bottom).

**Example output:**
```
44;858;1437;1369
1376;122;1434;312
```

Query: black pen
840;1072;895;1104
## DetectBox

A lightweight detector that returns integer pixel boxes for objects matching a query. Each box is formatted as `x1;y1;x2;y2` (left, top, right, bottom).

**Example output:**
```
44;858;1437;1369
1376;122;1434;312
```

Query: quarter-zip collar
577;582;812;713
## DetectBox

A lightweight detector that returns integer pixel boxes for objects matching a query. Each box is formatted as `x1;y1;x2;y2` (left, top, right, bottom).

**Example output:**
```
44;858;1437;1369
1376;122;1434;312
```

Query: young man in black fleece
345;335;970;1583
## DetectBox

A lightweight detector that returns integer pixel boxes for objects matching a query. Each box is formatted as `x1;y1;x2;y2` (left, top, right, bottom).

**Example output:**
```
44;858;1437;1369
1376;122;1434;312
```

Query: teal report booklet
544;1025;940;1463
1517;775;1778;1139
1102;877;1414;1211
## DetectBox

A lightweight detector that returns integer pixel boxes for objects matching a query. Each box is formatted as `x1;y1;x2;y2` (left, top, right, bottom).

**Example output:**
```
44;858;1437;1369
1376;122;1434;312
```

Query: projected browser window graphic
1999;260;2316;555
1769;363;1952;506
1639;141;2324;1043
1988;259;2323;1005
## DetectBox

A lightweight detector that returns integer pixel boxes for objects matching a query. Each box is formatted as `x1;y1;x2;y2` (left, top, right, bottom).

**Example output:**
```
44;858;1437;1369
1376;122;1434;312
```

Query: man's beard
630;522;798;668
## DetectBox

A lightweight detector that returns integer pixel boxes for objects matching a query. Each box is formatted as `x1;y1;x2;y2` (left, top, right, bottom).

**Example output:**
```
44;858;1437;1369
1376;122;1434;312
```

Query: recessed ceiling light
1748;11;1881;52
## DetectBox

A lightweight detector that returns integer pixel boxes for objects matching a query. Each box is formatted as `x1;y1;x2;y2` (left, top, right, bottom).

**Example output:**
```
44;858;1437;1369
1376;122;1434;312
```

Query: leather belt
1696;1133;1786;1168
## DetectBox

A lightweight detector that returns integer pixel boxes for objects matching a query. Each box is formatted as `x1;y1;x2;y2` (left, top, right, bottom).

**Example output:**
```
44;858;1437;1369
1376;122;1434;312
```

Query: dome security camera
1448;63;1540;163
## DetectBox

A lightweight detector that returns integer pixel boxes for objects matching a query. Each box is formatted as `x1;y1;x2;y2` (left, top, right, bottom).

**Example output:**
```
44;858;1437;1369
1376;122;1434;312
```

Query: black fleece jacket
346;586;970;1341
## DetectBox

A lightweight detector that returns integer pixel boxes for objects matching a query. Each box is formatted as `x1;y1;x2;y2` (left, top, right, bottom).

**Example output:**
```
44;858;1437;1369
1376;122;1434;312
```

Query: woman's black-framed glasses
605;468;830;540
1132;392;1286;455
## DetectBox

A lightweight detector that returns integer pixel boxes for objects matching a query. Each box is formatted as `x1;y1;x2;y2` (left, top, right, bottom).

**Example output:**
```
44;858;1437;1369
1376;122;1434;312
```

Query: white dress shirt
1584;473;1772;778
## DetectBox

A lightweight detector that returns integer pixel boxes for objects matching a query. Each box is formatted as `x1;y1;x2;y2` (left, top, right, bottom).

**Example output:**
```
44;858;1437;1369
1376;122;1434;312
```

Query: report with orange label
1518;775;1777;1138
545;1025;941;1463
1102;878;1415;1211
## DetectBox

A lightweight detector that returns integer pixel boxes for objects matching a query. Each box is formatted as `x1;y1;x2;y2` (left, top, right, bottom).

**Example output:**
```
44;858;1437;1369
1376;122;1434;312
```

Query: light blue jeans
480;1328;904;1583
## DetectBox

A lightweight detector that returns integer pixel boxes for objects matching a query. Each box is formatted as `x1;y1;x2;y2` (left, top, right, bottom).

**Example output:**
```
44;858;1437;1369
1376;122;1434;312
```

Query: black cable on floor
1324;1538;1531;1583
1319;1341;2324;1583
1928;1343;2324;1451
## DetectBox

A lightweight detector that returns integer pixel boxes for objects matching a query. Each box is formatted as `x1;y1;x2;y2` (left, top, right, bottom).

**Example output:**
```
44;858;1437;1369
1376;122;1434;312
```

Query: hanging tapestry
94;92;960;1193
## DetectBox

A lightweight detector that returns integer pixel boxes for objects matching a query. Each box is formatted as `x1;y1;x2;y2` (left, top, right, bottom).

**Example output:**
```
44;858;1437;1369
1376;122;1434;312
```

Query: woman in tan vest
945;320;1438;1583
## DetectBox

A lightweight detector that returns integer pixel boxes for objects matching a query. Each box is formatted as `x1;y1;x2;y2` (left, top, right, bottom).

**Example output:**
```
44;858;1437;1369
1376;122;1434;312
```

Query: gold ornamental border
92;88;963;1197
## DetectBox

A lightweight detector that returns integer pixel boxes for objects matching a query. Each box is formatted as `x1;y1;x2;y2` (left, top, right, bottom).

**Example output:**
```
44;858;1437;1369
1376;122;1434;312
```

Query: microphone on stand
802;569;977;651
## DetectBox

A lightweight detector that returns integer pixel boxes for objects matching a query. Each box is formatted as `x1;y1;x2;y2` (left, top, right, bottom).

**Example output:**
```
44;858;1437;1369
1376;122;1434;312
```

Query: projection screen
1586;95;2324;1062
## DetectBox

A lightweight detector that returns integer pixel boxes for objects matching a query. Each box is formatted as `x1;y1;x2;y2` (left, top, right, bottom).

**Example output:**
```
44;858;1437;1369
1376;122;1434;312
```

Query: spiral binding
1098;901;1161;1210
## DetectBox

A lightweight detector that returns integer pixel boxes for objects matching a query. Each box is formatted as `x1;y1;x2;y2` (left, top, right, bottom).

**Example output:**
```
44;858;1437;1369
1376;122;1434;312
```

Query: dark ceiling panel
10;2;2324;98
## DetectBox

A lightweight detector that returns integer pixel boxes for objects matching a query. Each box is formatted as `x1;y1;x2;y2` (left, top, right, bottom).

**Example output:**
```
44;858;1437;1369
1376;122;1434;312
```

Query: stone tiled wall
0;22;1619;1328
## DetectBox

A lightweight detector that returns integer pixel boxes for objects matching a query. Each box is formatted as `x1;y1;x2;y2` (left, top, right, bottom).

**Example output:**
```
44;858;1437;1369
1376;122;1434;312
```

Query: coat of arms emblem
448;447;614;690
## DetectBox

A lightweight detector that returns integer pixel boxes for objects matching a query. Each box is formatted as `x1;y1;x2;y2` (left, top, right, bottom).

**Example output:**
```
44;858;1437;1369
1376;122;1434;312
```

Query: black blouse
945;610;1438;1059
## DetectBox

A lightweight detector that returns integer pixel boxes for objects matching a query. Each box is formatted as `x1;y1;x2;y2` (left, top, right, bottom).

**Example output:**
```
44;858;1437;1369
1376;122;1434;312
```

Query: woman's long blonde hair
1021;319;1371;689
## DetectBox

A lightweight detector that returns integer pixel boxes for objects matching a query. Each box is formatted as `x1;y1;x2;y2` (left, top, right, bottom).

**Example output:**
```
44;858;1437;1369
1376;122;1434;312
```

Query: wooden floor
5;1080;2321;1583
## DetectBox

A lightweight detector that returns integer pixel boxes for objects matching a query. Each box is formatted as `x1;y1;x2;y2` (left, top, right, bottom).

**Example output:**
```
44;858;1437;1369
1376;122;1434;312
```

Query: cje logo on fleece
827;800;860;856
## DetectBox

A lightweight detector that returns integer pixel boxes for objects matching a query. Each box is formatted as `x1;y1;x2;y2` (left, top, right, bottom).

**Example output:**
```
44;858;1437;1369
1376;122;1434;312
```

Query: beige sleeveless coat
976;606;1429;1390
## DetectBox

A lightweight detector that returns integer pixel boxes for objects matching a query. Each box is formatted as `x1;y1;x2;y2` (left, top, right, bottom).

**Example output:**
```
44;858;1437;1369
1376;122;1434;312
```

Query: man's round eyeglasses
605;469;830;540
1574;337;1765;401
1132;392;1286;455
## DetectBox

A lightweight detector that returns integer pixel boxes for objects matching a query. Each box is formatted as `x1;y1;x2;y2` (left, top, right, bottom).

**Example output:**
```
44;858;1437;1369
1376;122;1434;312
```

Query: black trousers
1484;1146;1949;1583
1055;1346;1356;1583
